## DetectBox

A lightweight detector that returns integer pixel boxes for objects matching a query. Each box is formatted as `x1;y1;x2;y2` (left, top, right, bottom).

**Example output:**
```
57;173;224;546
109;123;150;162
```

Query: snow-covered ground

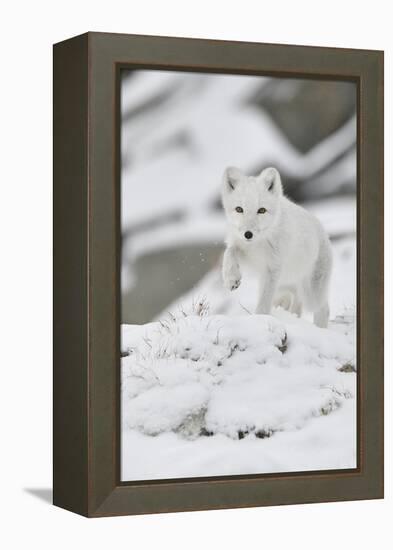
121;309;356;480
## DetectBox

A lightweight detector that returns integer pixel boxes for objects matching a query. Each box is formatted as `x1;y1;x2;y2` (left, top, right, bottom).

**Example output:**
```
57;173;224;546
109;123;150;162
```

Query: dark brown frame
53;32;384;517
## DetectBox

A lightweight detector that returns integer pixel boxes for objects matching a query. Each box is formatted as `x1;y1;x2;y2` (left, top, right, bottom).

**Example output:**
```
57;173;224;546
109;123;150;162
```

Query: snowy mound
121;313;356;441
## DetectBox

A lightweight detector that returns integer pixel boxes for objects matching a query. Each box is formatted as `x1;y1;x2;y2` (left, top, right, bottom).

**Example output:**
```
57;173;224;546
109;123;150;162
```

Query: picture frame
53;32;383;517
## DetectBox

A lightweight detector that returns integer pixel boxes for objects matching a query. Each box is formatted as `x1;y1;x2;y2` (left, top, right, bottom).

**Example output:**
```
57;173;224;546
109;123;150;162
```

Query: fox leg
273;290;293;311
314;303;330;328
291;287;303;317
222;246;241;291
303;242;332;328
273;285;302;317
256;267;280;315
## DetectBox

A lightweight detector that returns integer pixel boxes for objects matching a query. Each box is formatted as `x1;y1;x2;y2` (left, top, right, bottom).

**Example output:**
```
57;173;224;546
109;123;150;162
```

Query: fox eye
235;206;243;213
257;207;267;214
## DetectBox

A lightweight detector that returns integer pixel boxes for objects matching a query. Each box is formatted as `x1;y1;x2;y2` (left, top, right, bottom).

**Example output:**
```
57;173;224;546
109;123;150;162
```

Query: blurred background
120;70;357;325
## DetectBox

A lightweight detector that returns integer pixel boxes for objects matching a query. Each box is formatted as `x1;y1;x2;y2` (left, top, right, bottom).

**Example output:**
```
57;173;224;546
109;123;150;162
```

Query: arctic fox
221;166;332;328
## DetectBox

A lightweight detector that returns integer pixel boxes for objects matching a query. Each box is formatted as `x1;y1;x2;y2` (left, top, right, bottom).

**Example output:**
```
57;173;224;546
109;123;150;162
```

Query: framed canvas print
53;32;384;517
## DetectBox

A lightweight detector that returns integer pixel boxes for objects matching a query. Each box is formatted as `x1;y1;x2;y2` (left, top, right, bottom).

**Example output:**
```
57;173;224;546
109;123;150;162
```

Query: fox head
221;166;283;243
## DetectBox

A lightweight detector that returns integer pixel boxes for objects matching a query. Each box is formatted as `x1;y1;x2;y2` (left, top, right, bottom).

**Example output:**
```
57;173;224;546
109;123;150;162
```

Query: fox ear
223;167;243;191
259;167;282;194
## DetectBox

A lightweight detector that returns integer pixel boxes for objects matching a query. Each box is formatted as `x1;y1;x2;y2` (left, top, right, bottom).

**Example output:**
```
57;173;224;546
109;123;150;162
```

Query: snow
121;72;356;230
121;311;356;480
124;212;225;262
122;400;356;480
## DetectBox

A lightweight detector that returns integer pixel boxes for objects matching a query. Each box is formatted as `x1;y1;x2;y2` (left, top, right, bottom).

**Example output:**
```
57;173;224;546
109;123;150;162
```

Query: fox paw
224;276;241;291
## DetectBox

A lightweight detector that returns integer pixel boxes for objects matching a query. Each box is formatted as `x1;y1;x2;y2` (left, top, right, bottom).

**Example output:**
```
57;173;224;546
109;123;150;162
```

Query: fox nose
244;231;253;240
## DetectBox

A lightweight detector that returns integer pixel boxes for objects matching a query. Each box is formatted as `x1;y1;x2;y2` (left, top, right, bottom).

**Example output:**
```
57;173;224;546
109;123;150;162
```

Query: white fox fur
221;166;332;328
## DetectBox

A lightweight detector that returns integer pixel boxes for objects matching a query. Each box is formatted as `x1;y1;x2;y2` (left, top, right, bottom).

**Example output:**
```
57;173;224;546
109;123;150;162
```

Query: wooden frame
53;32;384;517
